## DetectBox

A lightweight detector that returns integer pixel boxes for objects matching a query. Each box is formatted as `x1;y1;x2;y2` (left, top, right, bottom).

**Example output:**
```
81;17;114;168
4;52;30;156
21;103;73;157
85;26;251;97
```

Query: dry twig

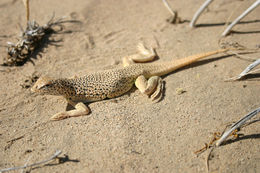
4;135;24;150
0;150;62;172
22;0;30;22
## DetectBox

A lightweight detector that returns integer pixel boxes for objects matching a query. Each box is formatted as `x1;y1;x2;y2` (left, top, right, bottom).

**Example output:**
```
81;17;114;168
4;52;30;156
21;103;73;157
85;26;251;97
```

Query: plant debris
2;16;67;66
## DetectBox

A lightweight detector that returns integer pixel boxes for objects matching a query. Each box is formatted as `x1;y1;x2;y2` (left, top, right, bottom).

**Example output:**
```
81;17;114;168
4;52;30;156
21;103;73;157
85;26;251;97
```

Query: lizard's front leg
50;101;90;121
123;43;156;67
135;75;163;101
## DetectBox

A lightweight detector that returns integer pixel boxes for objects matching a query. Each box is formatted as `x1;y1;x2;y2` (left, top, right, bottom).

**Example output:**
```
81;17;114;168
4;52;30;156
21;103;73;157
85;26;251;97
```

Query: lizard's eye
45;84;51;87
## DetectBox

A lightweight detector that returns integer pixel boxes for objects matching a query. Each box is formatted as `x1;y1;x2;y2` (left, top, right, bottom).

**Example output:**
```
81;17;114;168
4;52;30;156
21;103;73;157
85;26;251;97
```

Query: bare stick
216;107;260;146
225;59;260;81
190;0;214;27
222;0;260;36
0;150;62;172
22;0;30;22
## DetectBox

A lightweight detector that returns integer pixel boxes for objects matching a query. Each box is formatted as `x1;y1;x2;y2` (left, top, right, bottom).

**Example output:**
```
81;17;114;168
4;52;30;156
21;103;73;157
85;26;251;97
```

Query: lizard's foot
135;75;163;101
50;102;90;120
123;43;156;67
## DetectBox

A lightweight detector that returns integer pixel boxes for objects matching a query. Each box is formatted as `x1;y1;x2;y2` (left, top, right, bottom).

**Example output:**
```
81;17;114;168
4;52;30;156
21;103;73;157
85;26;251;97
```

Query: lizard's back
69;66;143;102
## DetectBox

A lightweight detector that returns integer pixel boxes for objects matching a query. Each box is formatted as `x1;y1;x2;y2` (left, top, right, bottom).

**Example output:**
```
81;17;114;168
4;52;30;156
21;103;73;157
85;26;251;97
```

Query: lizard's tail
168;48;230;71
146;48;230;77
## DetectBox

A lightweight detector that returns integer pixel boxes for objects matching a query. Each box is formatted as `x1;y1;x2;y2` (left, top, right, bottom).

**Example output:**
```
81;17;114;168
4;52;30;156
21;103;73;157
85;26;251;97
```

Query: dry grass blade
162;0;182;24
216;107;260;146
162;0;175;16
225;59;260;81
189;0;214;27
222;0;260;36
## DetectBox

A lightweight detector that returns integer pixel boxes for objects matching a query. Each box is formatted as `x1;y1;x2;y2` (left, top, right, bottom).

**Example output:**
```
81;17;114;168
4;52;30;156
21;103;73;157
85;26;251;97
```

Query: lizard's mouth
31;83;43;94
31;84;37;93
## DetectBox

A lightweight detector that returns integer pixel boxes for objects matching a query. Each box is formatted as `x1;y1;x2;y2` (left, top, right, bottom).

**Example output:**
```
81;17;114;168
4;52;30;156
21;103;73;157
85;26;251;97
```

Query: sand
0;0;259;172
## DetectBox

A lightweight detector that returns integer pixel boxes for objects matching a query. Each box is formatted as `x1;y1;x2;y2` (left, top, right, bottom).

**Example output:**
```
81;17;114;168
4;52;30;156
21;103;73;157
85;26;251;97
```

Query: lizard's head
31;76;60;95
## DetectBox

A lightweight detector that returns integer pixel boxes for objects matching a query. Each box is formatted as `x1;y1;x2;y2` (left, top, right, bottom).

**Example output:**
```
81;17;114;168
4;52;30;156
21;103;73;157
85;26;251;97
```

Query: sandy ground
0;0;260;172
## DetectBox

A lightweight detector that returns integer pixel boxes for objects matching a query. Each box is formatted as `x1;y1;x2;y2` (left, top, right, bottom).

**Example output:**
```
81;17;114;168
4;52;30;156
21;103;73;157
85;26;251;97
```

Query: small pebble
176;88;186;95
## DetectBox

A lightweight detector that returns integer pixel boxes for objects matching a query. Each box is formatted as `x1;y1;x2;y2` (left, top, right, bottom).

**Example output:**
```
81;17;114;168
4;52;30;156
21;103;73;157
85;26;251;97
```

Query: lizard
31;43;233;120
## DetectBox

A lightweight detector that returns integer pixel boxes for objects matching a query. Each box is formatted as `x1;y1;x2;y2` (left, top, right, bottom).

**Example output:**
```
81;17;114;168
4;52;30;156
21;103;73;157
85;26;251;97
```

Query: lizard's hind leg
123;43;156;67
135;75;163;101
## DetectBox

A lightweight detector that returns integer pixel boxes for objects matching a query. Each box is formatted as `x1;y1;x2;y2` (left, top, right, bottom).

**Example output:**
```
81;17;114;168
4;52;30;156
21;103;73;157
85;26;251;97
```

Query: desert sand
0;0;259;172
